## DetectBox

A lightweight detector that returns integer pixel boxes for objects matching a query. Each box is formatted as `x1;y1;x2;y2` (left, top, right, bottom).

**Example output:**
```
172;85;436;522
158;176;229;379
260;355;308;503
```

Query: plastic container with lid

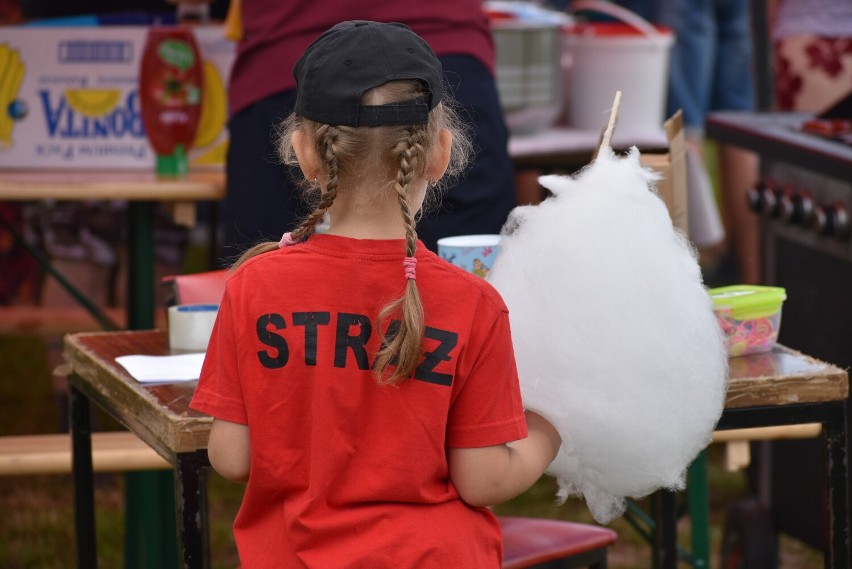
709;285;787;357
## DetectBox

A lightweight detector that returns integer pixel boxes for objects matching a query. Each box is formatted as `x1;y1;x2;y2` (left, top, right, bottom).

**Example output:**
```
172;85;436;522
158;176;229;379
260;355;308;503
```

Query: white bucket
563;0;673;134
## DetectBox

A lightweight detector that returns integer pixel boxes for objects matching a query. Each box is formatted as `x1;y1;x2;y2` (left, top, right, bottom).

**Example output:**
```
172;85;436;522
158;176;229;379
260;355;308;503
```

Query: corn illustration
0;43;26;148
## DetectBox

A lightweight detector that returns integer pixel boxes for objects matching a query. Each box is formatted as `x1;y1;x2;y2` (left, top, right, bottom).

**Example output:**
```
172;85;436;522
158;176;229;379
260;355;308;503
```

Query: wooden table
63;330;849;568
0;169;225;329
508;126;668;171
507;125;675;210
0;170;224;569
653;347;849;569
65;331;212;569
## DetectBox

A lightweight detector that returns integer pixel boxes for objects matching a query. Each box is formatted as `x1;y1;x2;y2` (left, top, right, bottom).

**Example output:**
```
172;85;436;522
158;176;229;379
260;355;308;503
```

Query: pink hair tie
278;232;297;249
403;256;417;280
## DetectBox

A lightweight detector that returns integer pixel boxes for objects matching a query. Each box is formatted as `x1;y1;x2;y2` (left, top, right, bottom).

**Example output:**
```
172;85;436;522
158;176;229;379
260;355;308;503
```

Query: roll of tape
168;304;219;352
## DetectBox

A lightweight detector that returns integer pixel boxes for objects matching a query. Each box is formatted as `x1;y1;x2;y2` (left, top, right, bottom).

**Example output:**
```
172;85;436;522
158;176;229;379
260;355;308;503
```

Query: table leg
127;201;156;331
125;471;179;569
824;401;849;569
718;402;851;569
175;452;212;569
125;201;180;569
687;450;711;569
651;490;678;569
69;383;97;569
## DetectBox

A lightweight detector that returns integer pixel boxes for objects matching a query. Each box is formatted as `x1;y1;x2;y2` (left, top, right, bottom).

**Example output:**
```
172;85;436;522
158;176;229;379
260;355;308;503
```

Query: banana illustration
224;0;243;41
0;43;26;148
64;89;122;118
193;60;227;149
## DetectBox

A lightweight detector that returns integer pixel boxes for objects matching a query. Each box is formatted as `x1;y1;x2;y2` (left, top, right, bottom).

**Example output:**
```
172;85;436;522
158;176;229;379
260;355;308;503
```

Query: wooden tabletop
64;330;210;460
726;344;849;409
63;331;849;458
0;168;225;201
508;126;669;170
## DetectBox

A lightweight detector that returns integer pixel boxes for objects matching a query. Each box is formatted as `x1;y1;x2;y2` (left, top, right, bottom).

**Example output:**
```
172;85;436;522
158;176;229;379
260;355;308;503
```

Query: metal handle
569;0;663;38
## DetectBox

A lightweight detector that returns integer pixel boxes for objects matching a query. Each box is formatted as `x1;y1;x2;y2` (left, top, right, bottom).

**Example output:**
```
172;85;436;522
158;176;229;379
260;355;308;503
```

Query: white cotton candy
488;147;728;524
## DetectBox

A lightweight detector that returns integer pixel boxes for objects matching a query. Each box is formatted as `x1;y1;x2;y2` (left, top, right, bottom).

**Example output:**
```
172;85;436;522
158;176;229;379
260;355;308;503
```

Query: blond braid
232;124;342;270
374;125;428;384
291;124;341;241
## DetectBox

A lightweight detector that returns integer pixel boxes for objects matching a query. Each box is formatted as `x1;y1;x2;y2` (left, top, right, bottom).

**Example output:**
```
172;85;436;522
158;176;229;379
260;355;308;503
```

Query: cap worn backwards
293;20;444;127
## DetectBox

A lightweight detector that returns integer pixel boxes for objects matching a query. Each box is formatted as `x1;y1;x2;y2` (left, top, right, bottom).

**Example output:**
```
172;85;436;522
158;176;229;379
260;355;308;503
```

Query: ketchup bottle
139;27;204;176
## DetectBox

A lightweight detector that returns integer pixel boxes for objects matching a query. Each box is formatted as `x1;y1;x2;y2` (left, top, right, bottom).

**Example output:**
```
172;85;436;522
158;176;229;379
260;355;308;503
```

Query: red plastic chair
500;516;617;569
160;269;228;308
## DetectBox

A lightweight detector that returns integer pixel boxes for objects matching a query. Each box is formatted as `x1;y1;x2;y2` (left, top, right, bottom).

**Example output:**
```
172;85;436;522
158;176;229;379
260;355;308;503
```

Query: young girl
190;20;561;568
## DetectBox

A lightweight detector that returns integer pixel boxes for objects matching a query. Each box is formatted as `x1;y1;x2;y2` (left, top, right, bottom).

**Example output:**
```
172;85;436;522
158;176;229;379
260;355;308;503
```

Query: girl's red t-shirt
191;235;527;568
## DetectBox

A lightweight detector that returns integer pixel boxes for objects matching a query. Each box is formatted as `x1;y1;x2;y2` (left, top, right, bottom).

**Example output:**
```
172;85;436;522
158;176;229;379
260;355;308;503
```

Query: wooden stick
598;90;622;154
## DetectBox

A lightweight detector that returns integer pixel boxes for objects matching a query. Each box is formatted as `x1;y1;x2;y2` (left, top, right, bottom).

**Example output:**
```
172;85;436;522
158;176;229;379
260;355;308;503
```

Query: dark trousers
221;55;516;260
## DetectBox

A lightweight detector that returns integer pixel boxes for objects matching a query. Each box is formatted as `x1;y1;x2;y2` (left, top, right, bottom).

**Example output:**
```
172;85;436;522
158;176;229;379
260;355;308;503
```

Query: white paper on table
115;353;205;383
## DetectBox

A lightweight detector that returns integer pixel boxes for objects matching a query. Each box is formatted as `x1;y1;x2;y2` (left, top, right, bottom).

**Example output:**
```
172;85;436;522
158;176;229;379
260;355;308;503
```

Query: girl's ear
291;130;321;181
425;128;452;183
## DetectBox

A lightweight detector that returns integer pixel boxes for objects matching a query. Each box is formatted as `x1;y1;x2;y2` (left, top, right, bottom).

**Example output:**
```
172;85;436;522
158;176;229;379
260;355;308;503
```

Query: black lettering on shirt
380;320;457;386
253;311;459;381
415;327;458;386
334;313;372;370
256;313;288;369
293;312;331;366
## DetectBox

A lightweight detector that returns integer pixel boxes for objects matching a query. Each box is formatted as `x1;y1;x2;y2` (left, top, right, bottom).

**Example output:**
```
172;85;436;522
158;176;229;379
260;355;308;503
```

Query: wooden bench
0;307;171;477
0;306;168;336
0;431;170;476
711;423;822;472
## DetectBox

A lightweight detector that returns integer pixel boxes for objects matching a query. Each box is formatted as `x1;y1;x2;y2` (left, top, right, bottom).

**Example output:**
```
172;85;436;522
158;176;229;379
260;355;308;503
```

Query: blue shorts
655;0;755;134
222;55;516;258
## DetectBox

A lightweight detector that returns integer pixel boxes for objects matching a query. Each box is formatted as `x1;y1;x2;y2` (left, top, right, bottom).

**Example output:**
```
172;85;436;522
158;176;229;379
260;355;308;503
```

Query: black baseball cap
293;20;444;127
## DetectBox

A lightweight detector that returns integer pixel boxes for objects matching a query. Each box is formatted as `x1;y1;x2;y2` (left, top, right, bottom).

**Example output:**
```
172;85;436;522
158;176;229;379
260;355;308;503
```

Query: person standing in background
218;0;517;258
614;0;761;284
657;0;761;285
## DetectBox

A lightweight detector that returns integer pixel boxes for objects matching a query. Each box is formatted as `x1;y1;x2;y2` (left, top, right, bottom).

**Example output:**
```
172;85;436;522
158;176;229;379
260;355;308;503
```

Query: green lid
155;144;188;176
709;285;787;320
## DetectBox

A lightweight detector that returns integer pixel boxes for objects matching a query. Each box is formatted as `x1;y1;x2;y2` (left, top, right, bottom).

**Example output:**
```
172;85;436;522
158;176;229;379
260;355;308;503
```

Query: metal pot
491;18;564;135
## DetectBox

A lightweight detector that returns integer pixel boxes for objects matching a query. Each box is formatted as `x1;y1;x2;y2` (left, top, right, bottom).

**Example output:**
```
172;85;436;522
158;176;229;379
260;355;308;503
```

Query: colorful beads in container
709;285;787;357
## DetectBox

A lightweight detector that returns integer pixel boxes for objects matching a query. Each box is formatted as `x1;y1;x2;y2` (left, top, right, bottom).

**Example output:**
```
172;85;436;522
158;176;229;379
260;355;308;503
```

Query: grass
0;331;823;568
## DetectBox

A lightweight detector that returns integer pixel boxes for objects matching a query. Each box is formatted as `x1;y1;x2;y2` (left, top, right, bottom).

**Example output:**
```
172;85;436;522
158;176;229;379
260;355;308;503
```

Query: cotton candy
488;146;728;523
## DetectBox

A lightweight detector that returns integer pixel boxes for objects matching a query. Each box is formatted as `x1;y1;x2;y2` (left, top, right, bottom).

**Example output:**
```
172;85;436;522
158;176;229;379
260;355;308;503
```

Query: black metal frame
69;383;212;569
651;400;849;569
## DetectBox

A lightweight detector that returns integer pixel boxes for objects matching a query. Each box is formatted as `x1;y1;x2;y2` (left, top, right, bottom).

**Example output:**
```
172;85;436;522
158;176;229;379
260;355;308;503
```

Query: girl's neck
324;181;425;240
324;218;407;240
